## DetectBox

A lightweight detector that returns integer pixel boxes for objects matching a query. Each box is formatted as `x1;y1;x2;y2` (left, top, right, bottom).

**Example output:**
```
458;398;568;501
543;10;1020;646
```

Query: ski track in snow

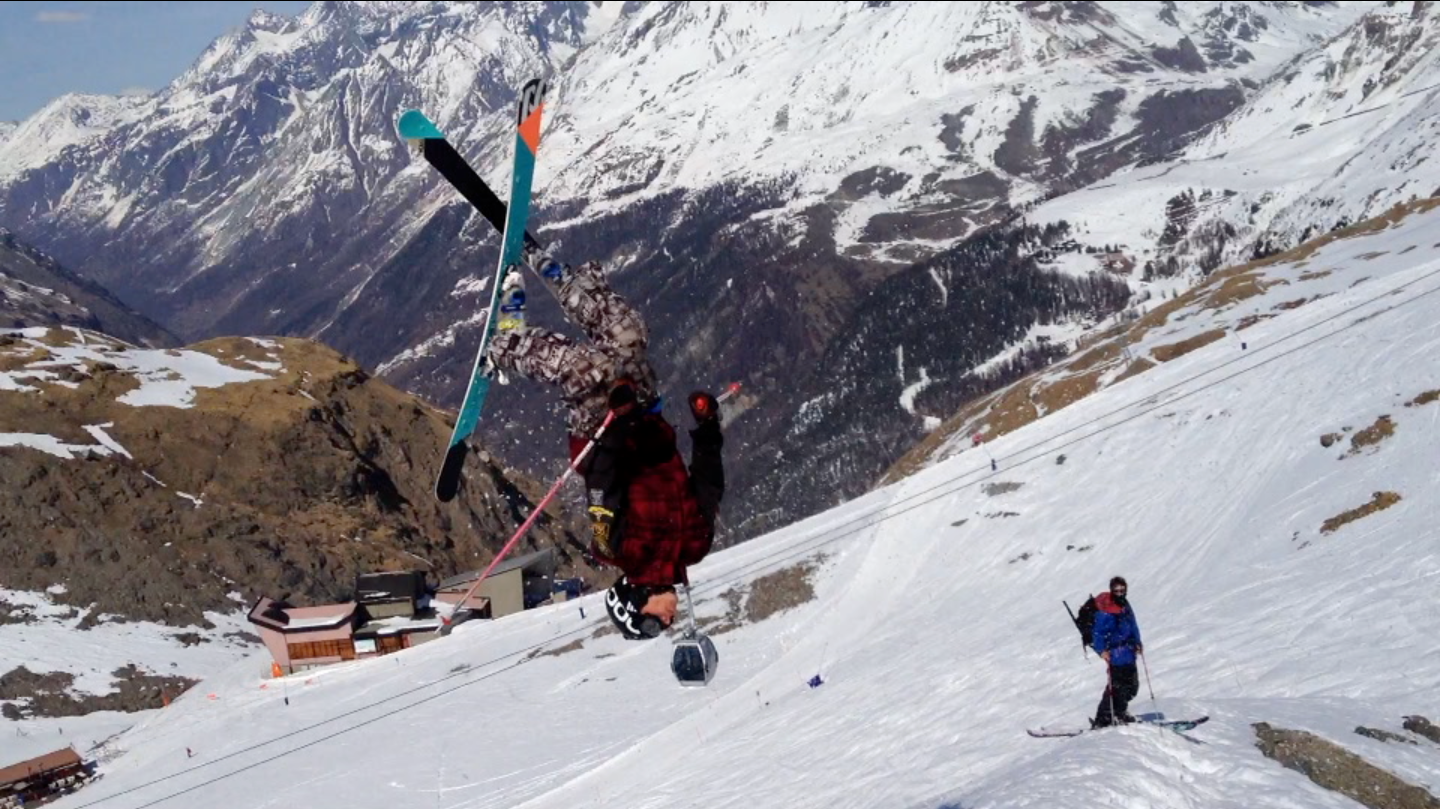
38;205;1440;809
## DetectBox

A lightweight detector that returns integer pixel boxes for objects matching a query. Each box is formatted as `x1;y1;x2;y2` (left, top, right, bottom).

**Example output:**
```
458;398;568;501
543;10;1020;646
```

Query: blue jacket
1091;593;1142;666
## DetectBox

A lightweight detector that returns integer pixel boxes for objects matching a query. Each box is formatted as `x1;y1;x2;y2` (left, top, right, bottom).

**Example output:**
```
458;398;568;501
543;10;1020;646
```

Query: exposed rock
0;329;585;626
1254;722;1440;809
1356;726;1417;745
1404;715;1440;745
0;228;176;348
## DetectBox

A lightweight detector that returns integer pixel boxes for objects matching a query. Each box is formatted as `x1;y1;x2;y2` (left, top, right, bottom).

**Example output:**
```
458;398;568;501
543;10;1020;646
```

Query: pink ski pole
442;409;617;630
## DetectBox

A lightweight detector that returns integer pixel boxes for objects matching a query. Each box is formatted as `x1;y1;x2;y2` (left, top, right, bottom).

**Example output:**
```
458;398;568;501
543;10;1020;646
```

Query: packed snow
0;589;258;764
38;204;1440;809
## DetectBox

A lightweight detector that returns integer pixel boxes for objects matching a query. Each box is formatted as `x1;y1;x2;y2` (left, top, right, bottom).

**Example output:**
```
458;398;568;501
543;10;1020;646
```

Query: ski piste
1027;716;1209;738
399;76;551;502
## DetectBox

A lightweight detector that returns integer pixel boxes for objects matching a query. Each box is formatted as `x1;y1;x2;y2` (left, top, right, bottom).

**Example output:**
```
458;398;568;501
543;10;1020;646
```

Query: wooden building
247;569;444;675
0;747;95;808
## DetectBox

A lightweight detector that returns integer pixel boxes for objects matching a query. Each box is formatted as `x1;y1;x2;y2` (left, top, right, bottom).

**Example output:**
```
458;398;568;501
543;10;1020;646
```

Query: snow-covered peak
1196;2;1439;152
0;92;152;179
246;7;295;33
535;0;1375;231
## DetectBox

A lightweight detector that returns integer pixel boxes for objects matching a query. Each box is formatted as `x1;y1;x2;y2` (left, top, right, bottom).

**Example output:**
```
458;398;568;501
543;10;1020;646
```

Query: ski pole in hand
1106;657;1117;727
1140;648;1156;703
441;409;618;634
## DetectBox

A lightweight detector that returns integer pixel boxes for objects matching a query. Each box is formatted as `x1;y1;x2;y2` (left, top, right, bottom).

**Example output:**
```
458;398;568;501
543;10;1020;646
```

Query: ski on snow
1026;716;1209;738
398;77;551;502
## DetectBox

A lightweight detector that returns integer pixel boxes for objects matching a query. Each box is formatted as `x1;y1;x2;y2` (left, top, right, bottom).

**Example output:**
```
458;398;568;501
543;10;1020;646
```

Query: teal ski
401;77;551;502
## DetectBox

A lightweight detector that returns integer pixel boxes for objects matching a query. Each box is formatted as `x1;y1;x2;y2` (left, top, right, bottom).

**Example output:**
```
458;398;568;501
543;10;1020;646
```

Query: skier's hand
1135;643;1143;654
688;390;720;425
1101;651;1110;663
588;506;617;558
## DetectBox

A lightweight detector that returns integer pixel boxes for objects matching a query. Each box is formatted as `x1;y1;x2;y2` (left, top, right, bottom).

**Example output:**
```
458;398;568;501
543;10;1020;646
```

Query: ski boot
497;266;526;331
523;245;567;286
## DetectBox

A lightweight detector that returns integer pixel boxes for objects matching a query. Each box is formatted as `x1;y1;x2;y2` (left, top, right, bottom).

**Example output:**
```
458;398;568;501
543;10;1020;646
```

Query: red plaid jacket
569;413;715;586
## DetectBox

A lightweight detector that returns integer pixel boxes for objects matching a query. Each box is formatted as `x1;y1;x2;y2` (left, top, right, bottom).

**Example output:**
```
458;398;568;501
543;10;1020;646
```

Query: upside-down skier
484;251;726;639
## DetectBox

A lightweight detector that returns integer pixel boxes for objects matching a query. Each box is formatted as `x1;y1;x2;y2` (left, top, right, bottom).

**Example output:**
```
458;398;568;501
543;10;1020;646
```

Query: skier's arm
687;419;724;525
1091;612;1111;657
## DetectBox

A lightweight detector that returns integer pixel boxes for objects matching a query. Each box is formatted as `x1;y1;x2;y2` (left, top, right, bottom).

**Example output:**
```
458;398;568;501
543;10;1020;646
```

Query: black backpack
1068;595;1098;648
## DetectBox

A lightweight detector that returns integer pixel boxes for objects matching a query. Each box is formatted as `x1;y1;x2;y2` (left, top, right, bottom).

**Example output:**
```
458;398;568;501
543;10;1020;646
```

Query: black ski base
436;441;468;502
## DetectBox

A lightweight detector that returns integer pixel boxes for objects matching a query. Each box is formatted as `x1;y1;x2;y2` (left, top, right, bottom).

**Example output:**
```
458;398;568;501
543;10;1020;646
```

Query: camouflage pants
486;259;658;435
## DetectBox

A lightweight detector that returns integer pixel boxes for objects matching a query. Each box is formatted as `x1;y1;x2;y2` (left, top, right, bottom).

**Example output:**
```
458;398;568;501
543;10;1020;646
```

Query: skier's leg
1114;664;1140;721
1094;664;1117;727
1094;684;1114;727
487;327;618;435
539;260;658;399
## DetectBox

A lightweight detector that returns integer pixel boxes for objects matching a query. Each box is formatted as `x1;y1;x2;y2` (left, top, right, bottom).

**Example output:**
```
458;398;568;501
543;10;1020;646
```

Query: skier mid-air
485;252;725;639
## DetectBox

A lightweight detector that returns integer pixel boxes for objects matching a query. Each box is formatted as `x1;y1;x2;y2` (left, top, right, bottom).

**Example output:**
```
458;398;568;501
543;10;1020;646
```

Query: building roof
353;570;426;604
437;548;556;591
0;747;81;788
353;615;445;637
247;597;357;633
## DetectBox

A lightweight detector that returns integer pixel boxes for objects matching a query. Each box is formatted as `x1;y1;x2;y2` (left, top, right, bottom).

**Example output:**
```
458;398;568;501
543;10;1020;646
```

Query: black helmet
604;577;665;640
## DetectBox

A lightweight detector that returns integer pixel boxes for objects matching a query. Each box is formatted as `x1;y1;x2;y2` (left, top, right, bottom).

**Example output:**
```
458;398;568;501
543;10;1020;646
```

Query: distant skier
1091;575;1143;728
484;253;725;639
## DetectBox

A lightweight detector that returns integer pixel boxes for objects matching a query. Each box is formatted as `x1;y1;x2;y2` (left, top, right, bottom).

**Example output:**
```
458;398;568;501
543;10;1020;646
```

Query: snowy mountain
0;93;152;181
38;196;1440;809
0;1;1422;543
0;228;177;347
1027;1;1440;281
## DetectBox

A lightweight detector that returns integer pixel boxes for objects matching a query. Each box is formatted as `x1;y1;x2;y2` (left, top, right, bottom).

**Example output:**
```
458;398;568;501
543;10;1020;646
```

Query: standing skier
1091;575;1143;728
484;253;725;639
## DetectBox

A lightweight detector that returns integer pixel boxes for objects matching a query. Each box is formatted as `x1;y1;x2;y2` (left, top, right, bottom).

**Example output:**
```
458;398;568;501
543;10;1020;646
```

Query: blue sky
0;1;312;122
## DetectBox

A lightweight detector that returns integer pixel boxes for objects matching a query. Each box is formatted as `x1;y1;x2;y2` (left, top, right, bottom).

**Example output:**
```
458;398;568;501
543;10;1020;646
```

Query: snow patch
899;367;933;416
451;275;491;297
927;267;949;307
82;423;133;459
0;433;110;460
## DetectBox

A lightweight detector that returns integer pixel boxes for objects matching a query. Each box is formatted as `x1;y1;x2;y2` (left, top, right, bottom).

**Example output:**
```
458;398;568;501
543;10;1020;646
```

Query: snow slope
0;589;257;765
48;204;1440;808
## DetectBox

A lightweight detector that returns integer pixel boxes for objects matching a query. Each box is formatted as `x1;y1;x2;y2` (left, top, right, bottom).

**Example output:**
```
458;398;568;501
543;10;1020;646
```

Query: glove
688;390;720;425
588;502;618;559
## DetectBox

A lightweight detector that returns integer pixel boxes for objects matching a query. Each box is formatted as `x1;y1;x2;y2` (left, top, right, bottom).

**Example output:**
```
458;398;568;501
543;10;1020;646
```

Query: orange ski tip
518;102;545;153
